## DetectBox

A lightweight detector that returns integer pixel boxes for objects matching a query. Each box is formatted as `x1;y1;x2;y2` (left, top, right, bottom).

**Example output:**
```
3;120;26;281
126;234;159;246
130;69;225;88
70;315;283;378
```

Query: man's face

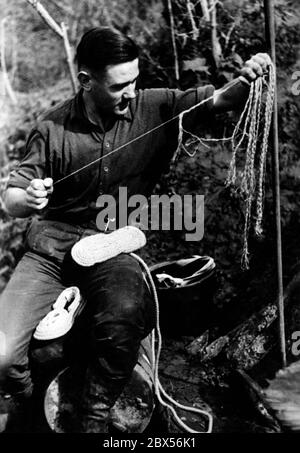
89;58;139;117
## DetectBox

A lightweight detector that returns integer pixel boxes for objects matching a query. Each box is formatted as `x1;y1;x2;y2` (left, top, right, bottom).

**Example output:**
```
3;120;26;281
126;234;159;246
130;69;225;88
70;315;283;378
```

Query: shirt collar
122;104;133;122
70;89;89;124
70;90;133;129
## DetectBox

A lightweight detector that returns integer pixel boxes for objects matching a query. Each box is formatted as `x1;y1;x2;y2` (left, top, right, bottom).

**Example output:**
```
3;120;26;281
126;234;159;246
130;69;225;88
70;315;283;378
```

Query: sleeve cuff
238;75;251;87
7;173;31;191
196;84;215;113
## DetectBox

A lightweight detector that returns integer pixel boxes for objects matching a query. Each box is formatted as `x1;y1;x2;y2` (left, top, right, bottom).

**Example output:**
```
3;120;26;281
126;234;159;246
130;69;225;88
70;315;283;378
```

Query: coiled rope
131;252;213;434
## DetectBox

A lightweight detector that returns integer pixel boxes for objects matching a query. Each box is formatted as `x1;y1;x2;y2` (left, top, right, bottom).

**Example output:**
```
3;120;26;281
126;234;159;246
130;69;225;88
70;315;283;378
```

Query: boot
0;391;33;433
80;367;127;433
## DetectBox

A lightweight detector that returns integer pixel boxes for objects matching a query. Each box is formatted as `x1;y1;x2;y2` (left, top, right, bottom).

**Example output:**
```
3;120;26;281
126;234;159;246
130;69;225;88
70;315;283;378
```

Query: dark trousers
0;224;155;399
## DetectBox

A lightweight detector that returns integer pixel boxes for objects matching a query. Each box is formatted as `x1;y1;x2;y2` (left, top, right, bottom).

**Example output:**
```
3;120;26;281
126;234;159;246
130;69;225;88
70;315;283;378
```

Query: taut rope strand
53;79;241;186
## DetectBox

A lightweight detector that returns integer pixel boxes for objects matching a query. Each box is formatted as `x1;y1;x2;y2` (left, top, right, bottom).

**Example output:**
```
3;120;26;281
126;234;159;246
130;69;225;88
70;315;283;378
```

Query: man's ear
77;71;92;91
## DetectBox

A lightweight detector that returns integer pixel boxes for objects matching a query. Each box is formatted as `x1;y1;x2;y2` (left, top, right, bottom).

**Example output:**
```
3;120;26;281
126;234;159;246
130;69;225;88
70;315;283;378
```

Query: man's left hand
240;53;272;83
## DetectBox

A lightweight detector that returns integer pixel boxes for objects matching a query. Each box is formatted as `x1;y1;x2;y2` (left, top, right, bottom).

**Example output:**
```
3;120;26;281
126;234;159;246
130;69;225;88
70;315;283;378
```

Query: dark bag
150;256;218;335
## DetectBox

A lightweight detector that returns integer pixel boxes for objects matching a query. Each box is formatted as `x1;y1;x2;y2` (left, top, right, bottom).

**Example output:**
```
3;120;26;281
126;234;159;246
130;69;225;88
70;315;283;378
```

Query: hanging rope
173;63;275;269
227;62;275;269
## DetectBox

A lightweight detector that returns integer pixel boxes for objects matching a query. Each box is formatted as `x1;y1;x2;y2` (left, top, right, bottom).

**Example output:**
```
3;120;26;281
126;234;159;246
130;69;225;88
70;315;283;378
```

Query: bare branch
25;1;77;94
199;0;210;22
25;0;63;38
222;10;241;53
187;0;199;40
0;18;17;104
11;20;18;83
61;22;77;94
167;0;179;81
210;0;222;67
222;21;235;52
208;0;219;13
47;0;77;18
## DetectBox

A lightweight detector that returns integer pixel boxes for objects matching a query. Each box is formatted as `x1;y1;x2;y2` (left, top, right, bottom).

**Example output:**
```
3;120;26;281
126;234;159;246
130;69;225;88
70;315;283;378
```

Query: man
0;27;270;432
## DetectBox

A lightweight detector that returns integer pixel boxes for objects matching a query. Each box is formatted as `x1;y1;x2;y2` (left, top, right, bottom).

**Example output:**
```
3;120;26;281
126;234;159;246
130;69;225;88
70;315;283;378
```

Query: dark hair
76;27;139;74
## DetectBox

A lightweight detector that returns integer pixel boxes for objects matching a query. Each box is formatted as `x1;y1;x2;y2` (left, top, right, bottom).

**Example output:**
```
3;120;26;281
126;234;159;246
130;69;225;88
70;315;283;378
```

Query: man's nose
123;83;136;99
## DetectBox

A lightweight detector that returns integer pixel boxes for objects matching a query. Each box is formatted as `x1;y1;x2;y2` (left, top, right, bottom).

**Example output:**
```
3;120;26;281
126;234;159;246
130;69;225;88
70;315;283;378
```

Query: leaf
182;57;210;74
232;52;244;68
218;71;234;83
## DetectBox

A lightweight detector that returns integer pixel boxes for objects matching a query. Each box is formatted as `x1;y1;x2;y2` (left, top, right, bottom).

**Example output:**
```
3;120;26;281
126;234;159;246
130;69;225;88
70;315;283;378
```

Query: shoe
0;392;10;433
80;368;128;433
44;366;114;433
71;226;146;267
33;287;84;341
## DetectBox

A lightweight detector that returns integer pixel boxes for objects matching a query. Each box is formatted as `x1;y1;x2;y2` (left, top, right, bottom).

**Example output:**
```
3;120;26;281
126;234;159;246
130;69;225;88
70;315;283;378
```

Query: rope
131;252;214;434
228;63;275;268
52;69;275;269
173;63;275;269
53;79;241;186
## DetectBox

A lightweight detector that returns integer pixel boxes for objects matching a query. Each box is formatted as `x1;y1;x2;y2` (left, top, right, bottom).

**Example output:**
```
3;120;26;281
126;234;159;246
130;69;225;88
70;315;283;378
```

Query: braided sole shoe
71;226;146;267
34;287;84;341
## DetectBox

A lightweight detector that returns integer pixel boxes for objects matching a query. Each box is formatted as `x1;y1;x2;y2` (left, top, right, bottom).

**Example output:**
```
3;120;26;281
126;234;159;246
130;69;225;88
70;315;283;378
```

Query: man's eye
111;85;126;91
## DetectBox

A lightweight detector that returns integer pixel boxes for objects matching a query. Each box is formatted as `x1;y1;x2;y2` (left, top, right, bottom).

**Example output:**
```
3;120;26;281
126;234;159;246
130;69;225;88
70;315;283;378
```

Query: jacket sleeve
167;84;215;132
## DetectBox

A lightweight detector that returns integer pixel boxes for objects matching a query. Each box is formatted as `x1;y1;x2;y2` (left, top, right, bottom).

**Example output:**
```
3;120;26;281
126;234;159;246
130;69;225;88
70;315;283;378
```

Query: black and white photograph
0;0;300;440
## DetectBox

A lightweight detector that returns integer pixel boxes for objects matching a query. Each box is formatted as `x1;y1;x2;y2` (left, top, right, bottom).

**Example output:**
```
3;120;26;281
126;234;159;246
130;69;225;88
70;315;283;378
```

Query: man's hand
26;177;53;210
213;53;272;112
240;53;272;84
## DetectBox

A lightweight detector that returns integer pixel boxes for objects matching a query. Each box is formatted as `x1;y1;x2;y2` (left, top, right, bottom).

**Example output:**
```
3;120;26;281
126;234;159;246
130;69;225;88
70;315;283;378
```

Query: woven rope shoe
33;287;84;340
71;226;146;267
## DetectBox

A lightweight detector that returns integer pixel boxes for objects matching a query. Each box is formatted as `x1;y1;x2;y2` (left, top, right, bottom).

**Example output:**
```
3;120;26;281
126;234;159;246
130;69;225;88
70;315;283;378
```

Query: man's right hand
26;177;53;210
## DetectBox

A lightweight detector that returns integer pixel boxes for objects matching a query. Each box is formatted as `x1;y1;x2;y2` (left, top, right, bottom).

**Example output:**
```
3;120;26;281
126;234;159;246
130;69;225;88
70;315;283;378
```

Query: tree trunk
167;0;179;81
210;0;222;68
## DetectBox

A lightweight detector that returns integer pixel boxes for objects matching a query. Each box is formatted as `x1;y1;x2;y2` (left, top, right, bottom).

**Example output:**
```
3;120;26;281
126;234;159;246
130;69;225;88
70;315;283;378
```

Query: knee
93;319;142;374
0;352;32;397
97;291;144;327
108;254;144;285
0;334;17;375
95;257;145;310
116;297;144;323
93;293;145;346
